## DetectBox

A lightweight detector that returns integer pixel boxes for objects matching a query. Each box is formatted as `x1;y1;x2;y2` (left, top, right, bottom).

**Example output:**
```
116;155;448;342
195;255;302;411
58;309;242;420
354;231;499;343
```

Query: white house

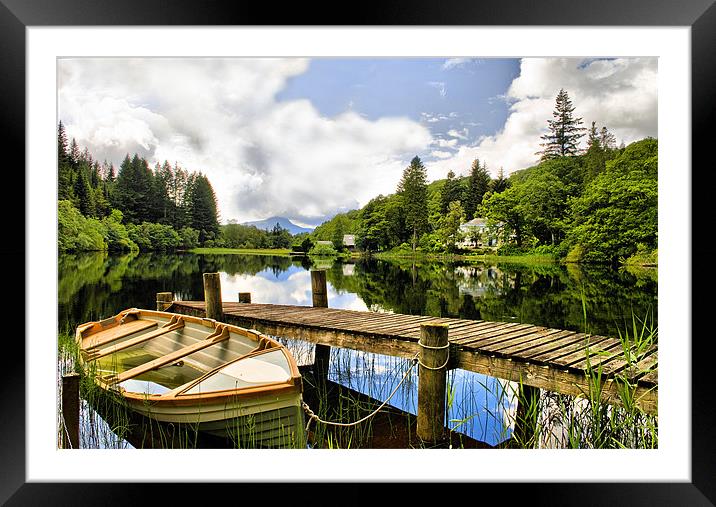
458;217;501;249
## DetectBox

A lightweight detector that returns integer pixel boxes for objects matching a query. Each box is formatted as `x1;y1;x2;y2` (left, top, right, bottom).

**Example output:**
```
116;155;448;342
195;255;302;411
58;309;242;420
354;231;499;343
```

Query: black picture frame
3;0;713;504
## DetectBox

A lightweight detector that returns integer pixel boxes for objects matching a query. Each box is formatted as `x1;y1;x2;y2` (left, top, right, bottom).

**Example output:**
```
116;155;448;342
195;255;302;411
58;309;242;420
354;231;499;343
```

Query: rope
416;339;451;370
303;353;419;433
417;340;450;350
59;412;74;449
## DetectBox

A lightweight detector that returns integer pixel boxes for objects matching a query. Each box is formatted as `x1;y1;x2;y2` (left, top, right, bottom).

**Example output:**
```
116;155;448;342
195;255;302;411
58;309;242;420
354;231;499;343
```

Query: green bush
101;209;137;252
178;227;200;249
58;200;106;252
127;222;181;251
308;242;339;257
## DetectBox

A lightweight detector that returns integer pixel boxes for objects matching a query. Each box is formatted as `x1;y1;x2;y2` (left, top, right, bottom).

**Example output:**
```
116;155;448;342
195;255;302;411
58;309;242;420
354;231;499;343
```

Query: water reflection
59;252;657;447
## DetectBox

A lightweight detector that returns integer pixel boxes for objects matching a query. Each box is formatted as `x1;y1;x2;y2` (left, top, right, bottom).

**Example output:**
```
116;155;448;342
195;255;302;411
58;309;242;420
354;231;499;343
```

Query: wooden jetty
146;269;658;446
166;298;657;417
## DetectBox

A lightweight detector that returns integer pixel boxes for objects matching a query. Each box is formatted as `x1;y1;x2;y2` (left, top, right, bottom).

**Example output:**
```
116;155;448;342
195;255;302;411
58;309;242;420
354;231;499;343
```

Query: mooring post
417;322;450;444
513;384;541;447
311;270;331;379
238;292;252;304
203;272;223;321
61;372;80;449
156;291;173;312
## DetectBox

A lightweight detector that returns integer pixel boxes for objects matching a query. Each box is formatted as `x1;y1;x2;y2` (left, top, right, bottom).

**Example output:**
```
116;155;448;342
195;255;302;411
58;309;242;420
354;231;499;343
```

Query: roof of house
461;217;489;228
343;234;356;246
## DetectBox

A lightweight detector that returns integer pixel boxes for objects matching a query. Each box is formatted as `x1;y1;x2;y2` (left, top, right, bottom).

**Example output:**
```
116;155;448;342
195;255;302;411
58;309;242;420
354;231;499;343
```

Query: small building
458;217;501;249
343;234;356;251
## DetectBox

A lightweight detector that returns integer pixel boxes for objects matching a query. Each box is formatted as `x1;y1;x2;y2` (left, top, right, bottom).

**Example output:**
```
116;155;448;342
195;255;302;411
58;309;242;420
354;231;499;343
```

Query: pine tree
69;139;81;168
537;88;585;160
188;173;220;243
440;170;463;214
584;121;607;181
397;156;429;252
464;159;492;219
587;121;601;150
57;122;73;201
600;126;617;150
73;170;95;217
491;167;509;193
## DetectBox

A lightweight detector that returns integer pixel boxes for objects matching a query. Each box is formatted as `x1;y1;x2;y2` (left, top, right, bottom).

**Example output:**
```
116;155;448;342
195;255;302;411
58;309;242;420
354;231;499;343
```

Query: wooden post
238;292;252;304
61;372;80;449
311;270;331;379
156;292;173;312
417;322;450;444
203;272;223;321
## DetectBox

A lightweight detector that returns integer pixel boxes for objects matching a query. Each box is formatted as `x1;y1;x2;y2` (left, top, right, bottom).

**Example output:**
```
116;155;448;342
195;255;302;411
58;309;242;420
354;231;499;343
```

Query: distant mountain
241;216;314;235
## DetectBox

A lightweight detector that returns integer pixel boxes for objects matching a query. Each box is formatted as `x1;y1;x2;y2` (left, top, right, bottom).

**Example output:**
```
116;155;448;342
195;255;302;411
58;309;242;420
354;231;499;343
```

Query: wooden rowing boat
76;308;306;448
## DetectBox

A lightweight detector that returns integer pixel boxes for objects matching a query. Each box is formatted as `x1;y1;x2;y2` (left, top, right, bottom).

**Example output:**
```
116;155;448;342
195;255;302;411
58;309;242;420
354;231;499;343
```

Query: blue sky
277;58;520;154
58;57;657;227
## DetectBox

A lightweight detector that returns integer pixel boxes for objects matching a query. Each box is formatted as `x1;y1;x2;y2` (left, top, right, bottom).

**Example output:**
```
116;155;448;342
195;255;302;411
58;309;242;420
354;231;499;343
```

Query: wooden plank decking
169;301;658;414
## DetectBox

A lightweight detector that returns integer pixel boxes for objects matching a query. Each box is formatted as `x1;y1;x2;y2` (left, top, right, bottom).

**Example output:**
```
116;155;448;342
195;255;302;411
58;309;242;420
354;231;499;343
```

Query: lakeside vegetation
311;90;657;267
189;247;291;256
59;89;657;268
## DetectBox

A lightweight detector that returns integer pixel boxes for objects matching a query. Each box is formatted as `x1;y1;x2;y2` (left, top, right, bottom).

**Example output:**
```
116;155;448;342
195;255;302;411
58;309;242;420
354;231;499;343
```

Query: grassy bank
374;250;558;265
188;247;291;256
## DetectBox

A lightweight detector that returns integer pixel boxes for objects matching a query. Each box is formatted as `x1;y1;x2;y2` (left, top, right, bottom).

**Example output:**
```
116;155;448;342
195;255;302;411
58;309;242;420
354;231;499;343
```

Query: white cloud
430;150;454;159
447;128;469;140
427;81;447;98
58;58;433;224
443;58;471;70
434;138;458;149
430;57;657;177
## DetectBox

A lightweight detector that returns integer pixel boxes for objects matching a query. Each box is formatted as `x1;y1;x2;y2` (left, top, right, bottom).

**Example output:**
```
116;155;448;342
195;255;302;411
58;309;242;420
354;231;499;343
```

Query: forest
57;121;292;253
311;89;658;265
58;89;658;265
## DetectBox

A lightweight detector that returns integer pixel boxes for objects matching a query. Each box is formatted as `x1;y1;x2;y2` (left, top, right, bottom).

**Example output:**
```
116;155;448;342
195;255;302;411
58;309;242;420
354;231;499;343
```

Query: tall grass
498;307;658;449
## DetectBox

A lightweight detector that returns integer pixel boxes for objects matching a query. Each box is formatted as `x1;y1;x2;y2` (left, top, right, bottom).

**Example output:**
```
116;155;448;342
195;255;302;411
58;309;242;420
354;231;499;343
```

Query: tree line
58;121;220;252
313;89;657;265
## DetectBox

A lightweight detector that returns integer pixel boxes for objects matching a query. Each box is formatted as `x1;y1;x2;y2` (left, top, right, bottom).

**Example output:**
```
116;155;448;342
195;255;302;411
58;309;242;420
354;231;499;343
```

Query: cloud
434;138;458;149
427;81;447;98
447;128;469;140
430;150;454;159
58;58;433;224
442;58;472;70
429;57;657;177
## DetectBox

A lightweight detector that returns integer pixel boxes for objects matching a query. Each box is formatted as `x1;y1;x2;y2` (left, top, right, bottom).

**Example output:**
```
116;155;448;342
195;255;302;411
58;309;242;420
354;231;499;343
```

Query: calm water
58;251;657;447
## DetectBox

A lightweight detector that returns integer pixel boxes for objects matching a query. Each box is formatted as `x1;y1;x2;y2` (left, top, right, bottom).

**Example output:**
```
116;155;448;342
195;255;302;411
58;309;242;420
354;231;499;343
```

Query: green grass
188;247;291;256
462;253;557;265
374;250;557;266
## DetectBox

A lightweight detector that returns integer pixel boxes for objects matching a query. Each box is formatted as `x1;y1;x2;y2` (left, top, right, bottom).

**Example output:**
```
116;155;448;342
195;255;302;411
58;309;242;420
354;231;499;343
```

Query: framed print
4;0;714;504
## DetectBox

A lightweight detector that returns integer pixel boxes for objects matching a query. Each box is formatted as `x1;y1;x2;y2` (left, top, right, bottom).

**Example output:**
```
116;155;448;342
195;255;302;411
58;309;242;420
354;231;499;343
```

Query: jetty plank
169;301;658;415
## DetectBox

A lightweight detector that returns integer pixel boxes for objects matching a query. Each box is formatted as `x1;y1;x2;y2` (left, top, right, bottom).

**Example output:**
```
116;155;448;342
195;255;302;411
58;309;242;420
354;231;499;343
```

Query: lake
58;251;657;448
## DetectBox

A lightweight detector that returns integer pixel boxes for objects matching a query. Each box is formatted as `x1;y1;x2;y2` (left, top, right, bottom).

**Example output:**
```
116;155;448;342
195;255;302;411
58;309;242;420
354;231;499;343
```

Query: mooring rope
416;339;451;371
59;412;74;449
302;337;451;433
302;352;420;433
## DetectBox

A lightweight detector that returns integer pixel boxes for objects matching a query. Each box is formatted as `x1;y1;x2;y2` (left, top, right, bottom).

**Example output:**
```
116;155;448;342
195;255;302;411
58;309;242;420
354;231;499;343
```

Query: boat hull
76;308;306;449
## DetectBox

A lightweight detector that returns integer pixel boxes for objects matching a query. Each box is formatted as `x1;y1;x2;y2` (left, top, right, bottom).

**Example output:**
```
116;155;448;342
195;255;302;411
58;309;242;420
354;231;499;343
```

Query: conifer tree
464;159;491;219
491;167;509;194
188;173;220;242
440;170;463;214
57;122;73;201
600;126;617;150
537;88;585;160
397;156;429;252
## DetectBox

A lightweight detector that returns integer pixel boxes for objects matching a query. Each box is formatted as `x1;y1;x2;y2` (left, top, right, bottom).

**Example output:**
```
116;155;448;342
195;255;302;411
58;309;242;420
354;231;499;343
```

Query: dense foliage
314;135;657;265
57;122;220;252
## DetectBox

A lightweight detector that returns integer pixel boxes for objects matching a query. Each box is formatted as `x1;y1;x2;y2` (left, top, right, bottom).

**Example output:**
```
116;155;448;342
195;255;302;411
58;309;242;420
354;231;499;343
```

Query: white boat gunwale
76;308;303;404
